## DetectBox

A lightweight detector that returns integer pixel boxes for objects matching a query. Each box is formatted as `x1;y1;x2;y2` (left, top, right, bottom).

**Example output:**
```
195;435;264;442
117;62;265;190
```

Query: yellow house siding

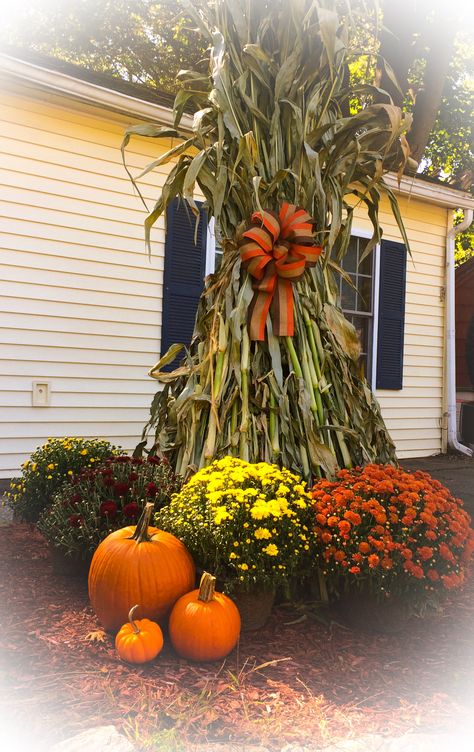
352;193;447;459
0;89;172;478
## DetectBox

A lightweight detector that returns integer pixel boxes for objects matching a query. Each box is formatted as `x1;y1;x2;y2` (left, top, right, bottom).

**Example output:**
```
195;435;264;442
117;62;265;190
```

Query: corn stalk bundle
125;0;412;481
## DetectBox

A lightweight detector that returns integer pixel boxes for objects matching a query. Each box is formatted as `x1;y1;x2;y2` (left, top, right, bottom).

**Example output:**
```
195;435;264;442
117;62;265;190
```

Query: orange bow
238;203;322;341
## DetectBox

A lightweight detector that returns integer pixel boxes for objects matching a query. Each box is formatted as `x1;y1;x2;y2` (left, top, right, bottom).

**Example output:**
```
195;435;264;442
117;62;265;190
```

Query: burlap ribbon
238;202;322;341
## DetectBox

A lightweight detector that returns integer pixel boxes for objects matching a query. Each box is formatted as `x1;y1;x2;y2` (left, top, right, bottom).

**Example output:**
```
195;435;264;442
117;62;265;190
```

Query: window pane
350;314;370;379
358;244;373;275
341;277;357;310
343;237;358;273
358;276;373;313
351;315;369;354
214;250;223;272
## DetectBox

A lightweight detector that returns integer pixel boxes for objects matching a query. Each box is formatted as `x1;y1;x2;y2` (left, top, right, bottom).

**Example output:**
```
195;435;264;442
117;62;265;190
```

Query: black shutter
161;198;207;370
376;239;407;390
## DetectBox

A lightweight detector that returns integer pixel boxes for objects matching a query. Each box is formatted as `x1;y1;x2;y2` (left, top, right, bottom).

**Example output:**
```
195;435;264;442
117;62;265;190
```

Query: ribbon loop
239;202;322;340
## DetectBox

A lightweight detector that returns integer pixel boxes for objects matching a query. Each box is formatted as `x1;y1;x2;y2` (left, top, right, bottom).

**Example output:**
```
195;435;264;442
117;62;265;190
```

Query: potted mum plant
5;437;120;523
158;457;315;629
311;464;474;632
38;455;182;576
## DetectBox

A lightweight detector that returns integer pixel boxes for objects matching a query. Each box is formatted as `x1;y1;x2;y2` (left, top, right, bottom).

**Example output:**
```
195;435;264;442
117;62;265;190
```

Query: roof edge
383;173;474;211
0;52;193;131
1;51;473;211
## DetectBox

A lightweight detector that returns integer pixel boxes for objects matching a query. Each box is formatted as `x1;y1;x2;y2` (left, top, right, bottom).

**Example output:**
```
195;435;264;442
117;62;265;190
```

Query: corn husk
126;0;410;480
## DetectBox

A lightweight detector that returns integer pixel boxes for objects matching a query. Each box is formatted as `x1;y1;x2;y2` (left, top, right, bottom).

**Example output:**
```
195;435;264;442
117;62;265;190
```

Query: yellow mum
254;527;272;540
214;506;231;524
263;543;279;556
250;503;270;520
294;497;308;509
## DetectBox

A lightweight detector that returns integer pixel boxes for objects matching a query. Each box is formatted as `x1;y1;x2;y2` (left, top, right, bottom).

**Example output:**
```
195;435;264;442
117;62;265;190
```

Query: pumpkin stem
131;502;154;543
197;572;216;603
128;605;141;634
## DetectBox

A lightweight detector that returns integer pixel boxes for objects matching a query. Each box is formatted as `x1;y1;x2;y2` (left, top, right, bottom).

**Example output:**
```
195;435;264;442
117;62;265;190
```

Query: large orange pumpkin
169;572;241;661
88;502;195;632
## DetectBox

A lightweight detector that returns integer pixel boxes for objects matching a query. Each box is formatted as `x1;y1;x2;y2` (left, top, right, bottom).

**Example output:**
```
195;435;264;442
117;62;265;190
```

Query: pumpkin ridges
169;574;241;661
115;608;164;664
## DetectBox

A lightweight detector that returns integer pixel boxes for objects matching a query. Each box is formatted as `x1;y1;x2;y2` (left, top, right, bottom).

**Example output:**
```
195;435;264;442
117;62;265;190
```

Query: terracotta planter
229;588;275;631
49;545;91;579
334;590;411;634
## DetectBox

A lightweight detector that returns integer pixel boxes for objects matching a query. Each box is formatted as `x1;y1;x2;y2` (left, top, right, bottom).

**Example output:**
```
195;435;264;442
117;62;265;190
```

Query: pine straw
0;523;473;751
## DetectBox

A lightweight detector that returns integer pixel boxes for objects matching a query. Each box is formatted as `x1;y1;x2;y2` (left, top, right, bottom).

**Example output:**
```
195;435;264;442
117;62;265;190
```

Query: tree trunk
378;1;458;166
407;18;457;164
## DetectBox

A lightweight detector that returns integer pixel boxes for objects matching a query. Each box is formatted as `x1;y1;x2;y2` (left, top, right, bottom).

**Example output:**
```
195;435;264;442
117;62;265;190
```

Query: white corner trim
205;217;217;276
370;243;381;392
445;208;474;457
0;52;193;130
384;173;474;210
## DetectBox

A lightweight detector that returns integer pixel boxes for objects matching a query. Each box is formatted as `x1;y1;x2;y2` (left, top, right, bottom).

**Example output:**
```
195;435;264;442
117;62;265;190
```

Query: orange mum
338;520;351;535
311;463;474;601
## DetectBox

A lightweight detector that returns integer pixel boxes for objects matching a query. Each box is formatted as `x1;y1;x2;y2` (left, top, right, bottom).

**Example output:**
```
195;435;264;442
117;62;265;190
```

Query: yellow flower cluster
158;456;314;592
5;437;119;523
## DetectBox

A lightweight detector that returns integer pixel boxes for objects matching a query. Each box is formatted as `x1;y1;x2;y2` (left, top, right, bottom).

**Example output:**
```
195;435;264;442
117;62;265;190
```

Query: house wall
0;86;174;478
0;84;448;477
351;194;447;459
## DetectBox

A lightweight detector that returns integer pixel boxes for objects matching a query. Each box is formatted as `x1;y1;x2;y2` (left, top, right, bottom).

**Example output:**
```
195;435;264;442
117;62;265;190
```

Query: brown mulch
0;523;473;751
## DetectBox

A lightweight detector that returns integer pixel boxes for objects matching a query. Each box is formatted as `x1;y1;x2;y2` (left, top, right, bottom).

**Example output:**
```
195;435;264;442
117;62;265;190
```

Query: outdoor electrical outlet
32;381;51;407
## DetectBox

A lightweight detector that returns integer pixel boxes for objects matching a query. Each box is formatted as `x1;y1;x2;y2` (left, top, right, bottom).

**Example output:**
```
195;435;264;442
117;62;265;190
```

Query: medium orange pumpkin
88;502;195;632
115;605;164;664
169;572;241;661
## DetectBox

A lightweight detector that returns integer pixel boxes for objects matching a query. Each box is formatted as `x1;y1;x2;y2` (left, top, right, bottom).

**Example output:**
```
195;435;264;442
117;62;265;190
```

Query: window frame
206;218;222;276
338;229;381;390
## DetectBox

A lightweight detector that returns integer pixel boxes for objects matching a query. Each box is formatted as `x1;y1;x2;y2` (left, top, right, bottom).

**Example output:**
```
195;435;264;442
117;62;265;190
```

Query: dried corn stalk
125;0;412;481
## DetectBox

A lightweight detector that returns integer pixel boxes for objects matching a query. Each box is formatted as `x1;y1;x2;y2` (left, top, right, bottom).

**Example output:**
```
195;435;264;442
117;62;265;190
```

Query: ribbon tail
272;277;295;337
248;267;276;341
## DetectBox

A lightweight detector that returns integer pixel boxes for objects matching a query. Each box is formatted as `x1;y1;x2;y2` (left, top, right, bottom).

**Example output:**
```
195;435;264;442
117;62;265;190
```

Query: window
338;236;375;381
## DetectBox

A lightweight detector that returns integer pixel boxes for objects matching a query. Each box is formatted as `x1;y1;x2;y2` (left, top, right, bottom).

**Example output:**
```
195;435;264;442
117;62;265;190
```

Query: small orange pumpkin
115;605;164;664
88;502;195;632
169;572;241;661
